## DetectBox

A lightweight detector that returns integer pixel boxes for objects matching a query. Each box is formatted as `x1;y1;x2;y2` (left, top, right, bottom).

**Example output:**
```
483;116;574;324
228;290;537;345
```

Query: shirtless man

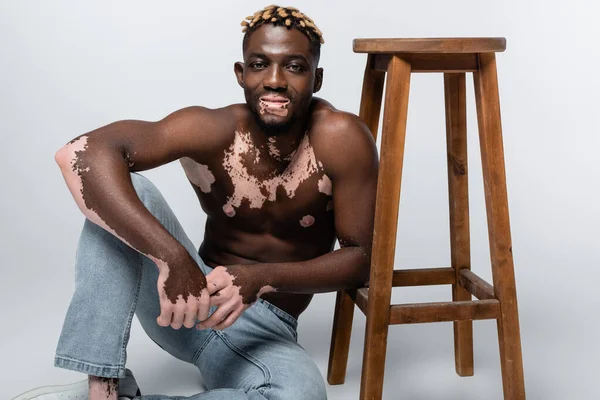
13;5;377;400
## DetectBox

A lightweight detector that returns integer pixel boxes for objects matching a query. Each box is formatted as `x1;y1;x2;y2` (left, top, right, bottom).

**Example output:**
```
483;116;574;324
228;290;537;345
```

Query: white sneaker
11;370;141;400
11;379;89;399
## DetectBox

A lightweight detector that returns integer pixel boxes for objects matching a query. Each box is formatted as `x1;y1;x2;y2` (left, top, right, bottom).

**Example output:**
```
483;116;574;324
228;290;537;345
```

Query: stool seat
353;37;506;54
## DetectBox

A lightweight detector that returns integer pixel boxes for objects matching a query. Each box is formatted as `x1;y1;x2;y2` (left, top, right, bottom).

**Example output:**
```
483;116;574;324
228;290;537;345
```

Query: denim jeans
54;173;327;400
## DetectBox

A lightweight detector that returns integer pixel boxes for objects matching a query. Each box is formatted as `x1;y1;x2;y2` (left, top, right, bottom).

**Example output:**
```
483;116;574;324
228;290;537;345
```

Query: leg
161;299;325;400
474;53;526;399
444;72;474;376
360;55;411;400
327;54;385;385
51;172;324;400
54;173;213;379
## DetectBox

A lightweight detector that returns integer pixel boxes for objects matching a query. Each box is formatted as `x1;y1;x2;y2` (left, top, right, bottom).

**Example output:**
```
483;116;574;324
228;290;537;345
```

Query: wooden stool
327;38;526;399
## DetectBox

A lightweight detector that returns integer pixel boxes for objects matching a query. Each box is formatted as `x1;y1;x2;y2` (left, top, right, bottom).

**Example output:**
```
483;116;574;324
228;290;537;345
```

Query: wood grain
391;267;455;286
459;269;495;300
389;300;500;324
327;289;356;385
354;37;506;54
445;72;474;376
474;52;526;399
360;55;411;400
328;53;385;386
373;53;478;73
359;54;386;140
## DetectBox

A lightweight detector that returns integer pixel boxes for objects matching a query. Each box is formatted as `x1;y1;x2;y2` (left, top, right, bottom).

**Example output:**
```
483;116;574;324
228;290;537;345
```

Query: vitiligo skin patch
267;137;281;160
221;130;331;218
180;157;216;193
318;175;332;195
62;135;207;305
300;215;315;227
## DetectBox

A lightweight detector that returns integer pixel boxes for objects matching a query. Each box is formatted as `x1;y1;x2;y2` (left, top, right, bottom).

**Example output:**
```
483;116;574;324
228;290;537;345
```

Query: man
14;5;378;400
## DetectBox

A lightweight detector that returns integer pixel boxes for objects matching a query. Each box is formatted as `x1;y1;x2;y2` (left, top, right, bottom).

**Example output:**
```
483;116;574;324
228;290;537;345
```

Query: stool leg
360;55;411;400
444;72;474;377
359;54;386;140
473;53;526;399
328;289;356;384
328;55;385;385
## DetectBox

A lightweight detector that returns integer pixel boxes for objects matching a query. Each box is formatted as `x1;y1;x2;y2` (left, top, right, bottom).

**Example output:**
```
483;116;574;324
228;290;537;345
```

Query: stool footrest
389;299;500;324
392;267;456;286
458;270;496;300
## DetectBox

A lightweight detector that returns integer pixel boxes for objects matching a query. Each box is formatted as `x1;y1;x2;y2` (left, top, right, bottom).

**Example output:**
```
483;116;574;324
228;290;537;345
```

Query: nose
263;65;287;91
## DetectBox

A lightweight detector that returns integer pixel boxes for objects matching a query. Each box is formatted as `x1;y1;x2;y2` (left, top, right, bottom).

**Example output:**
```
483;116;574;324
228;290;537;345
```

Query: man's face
235;24;323;131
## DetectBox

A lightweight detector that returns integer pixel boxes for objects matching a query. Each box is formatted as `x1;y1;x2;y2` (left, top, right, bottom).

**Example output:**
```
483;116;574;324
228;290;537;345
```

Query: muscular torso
181;100;338;318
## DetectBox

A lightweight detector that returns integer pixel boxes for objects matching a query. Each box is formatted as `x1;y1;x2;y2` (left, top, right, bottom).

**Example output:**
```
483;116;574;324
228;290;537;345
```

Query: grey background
1;1;598;399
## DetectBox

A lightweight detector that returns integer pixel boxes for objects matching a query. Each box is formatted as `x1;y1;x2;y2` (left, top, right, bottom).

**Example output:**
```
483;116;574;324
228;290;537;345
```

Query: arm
202;113;378;329
247;113;378;292
55;106;233;329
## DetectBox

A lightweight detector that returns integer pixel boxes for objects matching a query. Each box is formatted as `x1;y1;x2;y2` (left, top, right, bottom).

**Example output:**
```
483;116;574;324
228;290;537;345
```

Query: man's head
234;5;324;133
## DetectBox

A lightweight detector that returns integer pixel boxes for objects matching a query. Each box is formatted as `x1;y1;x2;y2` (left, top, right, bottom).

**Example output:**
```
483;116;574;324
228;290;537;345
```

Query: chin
256;113;294;132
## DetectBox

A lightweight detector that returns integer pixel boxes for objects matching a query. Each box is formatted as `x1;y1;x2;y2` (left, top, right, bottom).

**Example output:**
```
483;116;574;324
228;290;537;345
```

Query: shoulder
309;98;379;181
158;104;242;133
156;104;249;156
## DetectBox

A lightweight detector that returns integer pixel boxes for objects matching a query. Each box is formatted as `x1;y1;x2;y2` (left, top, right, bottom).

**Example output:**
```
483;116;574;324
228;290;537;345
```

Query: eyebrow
247;52;310;64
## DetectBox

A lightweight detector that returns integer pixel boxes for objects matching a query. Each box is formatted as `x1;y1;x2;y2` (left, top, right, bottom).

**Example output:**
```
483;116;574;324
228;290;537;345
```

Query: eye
287;64;304;72
251;62;267;70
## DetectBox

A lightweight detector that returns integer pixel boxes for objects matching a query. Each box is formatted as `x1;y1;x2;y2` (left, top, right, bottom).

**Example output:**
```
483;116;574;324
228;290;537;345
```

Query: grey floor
4;282;597;399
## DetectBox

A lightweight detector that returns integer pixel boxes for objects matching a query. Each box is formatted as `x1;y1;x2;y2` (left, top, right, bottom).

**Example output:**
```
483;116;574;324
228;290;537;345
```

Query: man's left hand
198;265;266;331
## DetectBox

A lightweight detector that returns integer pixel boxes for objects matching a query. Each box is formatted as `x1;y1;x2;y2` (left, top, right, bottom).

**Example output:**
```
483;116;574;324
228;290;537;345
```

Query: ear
234;62;245;88
313;67;324;93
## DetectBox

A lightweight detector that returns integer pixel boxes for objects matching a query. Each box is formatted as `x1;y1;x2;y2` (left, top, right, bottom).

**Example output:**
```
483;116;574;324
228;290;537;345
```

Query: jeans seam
191;330;218;365
215;331;272;388
118;251;144;375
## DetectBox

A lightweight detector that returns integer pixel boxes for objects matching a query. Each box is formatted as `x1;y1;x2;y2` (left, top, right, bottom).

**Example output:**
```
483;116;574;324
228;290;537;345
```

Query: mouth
259;95;290;116
260;95;290;106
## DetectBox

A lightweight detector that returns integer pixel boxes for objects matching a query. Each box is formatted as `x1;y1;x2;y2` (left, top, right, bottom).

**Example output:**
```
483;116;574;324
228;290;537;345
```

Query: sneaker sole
11;379;88;400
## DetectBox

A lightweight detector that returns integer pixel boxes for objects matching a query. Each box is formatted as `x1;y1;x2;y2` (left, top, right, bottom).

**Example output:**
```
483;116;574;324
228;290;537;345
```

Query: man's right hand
156;258;211;330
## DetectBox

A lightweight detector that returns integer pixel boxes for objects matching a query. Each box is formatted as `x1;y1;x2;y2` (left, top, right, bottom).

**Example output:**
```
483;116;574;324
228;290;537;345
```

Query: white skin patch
222;204;236;217
300;215;315;228
267;137;281;160
221;130;321;214
318;174;333;196
180;157;215;193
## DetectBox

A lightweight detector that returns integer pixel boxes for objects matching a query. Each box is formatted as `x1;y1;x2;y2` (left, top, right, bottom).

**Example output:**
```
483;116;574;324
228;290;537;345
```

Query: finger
157;305;173;327
183;306;198;329
207;278;223;296
213;306;244;331
201;303;233;330
209;291;228;306
196;292;211;327
170;304;186;330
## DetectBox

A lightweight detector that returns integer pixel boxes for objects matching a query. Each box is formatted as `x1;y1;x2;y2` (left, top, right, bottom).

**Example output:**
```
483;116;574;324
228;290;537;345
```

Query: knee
267;372;327;400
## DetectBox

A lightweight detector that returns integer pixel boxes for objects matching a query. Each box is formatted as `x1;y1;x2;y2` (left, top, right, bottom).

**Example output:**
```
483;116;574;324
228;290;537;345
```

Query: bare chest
180;130;334;234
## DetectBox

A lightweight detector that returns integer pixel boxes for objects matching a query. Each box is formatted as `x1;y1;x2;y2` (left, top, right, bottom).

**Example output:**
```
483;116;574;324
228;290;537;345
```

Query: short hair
241;5;324;62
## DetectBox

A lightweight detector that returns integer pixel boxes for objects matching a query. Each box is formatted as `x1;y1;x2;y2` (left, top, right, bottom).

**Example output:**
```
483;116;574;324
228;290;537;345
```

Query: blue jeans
54;173;327;400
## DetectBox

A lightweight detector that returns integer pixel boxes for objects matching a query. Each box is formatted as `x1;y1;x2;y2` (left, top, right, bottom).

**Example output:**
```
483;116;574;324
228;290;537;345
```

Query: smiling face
235;24;323;132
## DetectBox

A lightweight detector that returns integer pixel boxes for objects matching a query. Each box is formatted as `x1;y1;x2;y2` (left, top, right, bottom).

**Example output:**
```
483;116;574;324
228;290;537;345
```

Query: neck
250;116;309;158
